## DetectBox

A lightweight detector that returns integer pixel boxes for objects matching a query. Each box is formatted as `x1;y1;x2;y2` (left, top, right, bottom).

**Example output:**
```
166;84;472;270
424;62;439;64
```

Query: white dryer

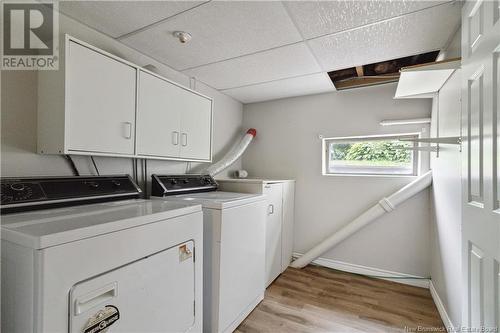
1;175;203;333
151;174;266;333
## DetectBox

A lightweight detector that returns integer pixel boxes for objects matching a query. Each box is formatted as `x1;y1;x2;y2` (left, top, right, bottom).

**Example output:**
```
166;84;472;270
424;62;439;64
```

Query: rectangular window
323;134;419;176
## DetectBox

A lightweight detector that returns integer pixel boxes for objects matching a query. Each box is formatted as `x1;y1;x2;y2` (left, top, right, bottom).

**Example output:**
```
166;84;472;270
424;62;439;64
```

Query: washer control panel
151;174;218;196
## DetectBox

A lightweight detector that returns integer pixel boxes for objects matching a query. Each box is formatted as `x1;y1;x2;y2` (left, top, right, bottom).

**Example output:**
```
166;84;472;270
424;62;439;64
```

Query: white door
66;41;136;155
69;241;195;333
179;94;212;161
461;1;500;330
263;183;283;286
136;71;181;158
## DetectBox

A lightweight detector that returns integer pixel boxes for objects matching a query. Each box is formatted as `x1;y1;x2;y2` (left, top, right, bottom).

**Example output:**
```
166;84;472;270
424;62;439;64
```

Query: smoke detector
173;31;192;44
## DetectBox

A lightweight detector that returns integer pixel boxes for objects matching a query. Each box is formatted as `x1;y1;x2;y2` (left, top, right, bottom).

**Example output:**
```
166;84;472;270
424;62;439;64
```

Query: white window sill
322;173;419;179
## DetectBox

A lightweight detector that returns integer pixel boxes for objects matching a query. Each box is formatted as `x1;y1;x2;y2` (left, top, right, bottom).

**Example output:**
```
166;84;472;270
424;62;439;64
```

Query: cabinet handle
181;133;188;146
268;204;274;215
172;131;179;145
123;122;132;139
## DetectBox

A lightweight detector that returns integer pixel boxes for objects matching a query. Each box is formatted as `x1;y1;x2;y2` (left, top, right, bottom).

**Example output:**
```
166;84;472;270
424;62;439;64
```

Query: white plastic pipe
205;129;257;176
291;170;433;269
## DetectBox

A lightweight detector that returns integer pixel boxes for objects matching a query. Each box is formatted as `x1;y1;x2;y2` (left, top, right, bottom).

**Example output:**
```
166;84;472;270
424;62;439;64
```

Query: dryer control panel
151;174;218;196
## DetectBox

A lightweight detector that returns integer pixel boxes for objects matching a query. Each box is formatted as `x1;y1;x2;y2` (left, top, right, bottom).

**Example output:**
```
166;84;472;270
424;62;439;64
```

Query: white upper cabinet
137;70;212;161
38;35;213;161
178;92;212;161
137;71;182;159
66;41;136;155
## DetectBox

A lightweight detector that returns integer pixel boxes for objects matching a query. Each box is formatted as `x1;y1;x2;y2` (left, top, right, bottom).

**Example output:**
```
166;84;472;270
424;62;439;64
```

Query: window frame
322;133;420;177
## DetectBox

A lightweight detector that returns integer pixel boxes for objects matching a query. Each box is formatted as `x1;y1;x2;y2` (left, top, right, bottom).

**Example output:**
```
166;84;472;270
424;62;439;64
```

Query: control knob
87;181;99;188
10;183;25;191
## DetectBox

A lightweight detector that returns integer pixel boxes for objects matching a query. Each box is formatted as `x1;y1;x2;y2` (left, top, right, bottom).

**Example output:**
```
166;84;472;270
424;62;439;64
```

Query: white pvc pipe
291;170;433;269
205;129;257;176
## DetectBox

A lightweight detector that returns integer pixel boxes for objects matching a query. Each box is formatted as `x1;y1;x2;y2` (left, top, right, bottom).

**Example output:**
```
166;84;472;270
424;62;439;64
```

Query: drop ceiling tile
120;1;302;70
59;1;204;38
284;0;450;40
183;43;321;90
222;73;335;104
308;2;461;72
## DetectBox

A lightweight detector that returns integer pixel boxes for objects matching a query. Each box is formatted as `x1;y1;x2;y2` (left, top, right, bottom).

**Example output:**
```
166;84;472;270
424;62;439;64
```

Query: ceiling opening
328;50;440;90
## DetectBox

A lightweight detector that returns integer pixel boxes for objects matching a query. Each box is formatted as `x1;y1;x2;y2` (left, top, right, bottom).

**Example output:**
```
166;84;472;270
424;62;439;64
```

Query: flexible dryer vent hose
205;128;257;176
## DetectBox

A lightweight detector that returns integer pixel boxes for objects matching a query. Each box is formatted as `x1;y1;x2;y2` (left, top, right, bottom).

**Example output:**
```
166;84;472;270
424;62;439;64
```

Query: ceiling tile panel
284;0;450;40
308;2;461;72
59;1;204;38
120;1;302;70
183;43;321;90
222;73;335;104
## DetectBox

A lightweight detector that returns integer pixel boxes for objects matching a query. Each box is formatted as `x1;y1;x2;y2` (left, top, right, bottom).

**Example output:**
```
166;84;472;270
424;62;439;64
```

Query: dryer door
69;241;195;333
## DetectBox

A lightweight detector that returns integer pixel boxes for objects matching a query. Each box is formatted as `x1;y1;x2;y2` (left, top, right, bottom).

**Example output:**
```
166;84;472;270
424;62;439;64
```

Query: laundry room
1;1;499;332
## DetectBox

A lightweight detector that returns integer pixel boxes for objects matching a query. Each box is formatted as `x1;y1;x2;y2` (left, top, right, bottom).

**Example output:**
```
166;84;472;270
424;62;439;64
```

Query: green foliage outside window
331;140;411;163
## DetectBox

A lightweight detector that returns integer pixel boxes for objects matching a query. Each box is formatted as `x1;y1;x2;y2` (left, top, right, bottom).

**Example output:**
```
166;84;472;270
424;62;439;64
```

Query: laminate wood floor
236;265;444;333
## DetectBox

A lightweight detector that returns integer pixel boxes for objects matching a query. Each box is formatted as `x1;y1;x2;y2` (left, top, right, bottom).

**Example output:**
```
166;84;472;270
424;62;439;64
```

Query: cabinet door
136;71;181;158
281;182;295;272
263;183;283;286
179;94;212;161
66;41;136;155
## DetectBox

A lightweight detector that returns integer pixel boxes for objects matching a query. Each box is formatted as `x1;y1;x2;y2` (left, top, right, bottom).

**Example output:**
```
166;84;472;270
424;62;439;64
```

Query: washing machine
1;175;203;333
151;174;266;333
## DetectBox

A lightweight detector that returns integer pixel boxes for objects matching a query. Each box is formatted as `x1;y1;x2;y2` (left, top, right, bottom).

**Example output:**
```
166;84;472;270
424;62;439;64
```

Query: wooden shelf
334;76;399;90
394;58;461;99
402;146;439;152
400;57;461;72
400;136;462;145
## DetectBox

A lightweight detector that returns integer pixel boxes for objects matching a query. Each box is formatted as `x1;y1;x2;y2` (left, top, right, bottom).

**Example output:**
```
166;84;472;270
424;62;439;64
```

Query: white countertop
215;178;295;184
153;191;266;210
1;199;201;249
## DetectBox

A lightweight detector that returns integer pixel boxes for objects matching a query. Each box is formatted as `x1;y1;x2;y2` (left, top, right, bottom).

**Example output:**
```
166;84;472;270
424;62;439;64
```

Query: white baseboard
292;252;430;289
429;281;455;332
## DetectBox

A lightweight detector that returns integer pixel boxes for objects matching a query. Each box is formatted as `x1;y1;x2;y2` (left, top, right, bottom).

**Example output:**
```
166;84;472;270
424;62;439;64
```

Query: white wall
242;83;432;277
442;27;462;60
1;12;244;188
429;71;462;328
